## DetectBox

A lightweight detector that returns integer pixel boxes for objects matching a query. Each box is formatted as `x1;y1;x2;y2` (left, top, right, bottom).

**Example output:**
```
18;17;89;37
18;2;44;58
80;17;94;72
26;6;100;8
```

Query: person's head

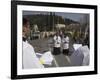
64;33;68;38
56;31;59;36
82;34;89;48
23;18;30;37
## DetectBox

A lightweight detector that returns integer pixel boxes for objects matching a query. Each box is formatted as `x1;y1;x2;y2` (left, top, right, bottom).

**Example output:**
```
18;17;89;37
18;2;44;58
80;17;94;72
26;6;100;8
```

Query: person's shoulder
78;45;89;54
66;36;69;38
23;41;33;50
53;35;56;39
81;45;89;52
58;36;61;38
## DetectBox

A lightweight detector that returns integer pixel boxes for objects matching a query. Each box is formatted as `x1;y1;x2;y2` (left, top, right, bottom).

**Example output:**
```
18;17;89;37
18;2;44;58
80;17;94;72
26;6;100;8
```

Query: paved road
29;37;74;68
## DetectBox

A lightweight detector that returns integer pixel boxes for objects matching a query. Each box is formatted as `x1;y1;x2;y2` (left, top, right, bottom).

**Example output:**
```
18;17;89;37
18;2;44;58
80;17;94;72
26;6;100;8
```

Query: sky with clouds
23;11;89;22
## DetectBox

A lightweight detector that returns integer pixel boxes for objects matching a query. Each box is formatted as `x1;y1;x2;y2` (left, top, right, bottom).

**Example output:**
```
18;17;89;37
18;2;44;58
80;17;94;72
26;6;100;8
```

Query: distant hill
24;14;79;31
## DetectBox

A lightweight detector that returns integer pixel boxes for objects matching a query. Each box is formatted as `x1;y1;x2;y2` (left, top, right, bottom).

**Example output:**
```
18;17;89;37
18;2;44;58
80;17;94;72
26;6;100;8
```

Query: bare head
23;18;30;38
56;31;60;36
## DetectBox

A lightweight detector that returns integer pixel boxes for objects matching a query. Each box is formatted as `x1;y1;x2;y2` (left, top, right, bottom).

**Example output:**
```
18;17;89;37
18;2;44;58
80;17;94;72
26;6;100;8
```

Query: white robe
81;46;90;66
22;41;44;69
62;36;69;49
53;35;61;47
70;45;89;66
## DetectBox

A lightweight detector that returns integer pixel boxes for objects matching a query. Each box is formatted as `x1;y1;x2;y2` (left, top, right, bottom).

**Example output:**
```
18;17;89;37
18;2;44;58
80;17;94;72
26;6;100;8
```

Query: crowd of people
22;18;44;69
22;17;90;69
52;30;89;55
52;31;70;55
50;30;90;66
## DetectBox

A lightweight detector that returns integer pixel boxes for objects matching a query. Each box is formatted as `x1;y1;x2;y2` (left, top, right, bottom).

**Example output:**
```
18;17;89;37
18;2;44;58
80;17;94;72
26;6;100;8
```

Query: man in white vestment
22;18;44;69
53;32;61;55
70;44;89;66
62;34;69;55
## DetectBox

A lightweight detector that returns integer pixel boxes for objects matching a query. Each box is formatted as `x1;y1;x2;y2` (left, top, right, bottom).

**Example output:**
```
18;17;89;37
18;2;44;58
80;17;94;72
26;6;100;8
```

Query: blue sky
23;11;89;22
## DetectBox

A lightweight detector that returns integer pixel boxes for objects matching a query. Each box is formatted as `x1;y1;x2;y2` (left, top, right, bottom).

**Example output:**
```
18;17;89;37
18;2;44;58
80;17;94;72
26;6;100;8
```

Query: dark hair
23;18;29;26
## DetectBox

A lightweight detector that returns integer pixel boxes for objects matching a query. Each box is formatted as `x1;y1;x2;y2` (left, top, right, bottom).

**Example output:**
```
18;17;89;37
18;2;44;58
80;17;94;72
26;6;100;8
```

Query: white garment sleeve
23;42;44;69
82;46;90;66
